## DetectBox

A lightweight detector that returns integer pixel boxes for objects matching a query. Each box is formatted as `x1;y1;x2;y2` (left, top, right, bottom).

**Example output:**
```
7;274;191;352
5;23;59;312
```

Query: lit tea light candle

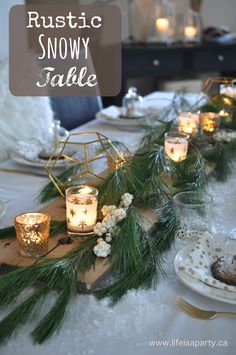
155;18;169;32
155;17;169;41
178;112;199;136
200;112;220;135
66;185;98;236
164;132;189;163
184;25;197;40
14;212;51;257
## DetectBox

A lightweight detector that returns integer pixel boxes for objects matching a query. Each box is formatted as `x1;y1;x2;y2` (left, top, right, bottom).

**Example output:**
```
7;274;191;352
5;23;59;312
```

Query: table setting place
1;79;236;355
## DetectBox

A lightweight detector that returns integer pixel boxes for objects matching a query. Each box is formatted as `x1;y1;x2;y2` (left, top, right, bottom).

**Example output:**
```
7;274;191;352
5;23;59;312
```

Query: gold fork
176;297;236;320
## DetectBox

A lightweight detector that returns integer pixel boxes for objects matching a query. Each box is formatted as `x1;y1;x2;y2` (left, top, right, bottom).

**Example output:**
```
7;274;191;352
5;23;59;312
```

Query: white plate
96;112;152;127
96;106;165;128
0;199;6;218
174;243;236;305
11;153;71;169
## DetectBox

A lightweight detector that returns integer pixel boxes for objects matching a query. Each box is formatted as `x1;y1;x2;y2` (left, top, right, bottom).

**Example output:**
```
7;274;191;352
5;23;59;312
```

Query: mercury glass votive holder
66;185;98;237
14;212;51;257
200;112;220;135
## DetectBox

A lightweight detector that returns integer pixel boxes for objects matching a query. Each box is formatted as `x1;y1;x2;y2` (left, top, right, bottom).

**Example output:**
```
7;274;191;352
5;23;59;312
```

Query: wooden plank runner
0;163;214;287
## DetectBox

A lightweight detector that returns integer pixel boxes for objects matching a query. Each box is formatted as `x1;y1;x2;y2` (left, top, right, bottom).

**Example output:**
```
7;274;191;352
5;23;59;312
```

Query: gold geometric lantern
203;77;236;106
45;132;129;197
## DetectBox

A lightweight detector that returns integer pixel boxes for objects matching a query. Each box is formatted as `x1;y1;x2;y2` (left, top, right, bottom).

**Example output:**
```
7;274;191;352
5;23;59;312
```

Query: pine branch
224;137;236;156
133;145;176;179
31;272;76;344
0;266;45;308
95;233;164;305
98;164;142;207
50;220;67;238
200;103;222;113
110;206;144;274
95;201;177;304
0;285;49;343
132;146;175;206
95;259;158;305
220;107;236;130
149;200;178;253
140;121;174;148
0;226;15;239
38;165;80;203
203;143;231;182
68;235;97;274
173;151;207;191
0;236;97;344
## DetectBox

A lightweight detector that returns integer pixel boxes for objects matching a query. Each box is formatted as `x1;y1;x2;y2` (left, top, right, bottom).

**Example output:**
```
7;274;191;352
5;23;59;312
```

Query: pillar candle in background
14;212;50;257
178;111;200;136
164;132;189;163
183;8;201;43
184;25;197;39
147;1;176;43
155;17;170;41
66;185;98;236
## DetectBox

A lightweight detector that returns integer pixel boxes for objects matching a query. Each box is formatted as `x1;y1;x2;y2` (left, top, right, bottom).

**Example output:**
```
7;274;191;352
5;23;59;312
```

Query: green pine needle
132;145;175;206
31;273;76;344
95;201;177;304
0;226;15;239
98;164;142;207
0;236;97;344
203;143;231;182
39;165;80;203
141;120;174;148
95;260;157;305
0;285;49;343
0;266;45;308
110;206;144;274
50;220;67;238
149;200;178;252
173;151;207;191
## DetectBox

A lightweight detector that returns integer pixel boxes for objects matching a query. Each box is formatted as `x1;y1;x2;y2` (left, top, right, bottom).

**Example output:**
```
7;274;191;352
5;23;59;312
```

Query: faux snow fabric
0;58;54;161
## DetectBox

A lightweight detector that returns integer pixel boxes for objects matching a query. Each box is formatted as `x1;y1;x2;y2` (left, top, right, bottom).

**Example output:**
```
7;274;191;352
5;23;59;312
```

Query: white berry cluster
93;193;133;258
213;130;236;142
220;85;236;99
93;238;111;258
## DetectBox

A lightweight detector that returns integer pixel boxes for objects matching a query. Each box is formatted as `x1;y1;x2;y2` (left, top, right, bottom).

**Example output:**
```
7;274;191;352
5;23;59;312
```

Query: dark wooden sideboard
103;41;236;106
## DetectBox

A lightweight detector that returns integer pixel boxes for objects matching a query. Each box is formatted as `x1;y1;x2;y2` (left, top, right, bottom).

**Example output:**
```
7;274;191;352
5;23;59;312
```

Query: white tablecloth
0;92;235;355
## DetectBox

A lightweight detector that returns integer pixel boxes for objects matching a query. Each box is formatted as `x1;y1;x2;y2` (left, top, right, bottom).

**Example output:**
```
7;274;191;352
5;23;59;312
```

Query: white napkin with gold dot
178;232;236;293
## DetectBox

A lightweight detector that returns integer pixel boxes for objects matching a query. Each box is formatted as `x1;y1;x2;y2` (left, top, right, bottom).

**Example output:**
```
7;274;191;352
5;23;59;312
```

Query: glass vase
148;1;176;44
174;191;213;244
182;9;201;43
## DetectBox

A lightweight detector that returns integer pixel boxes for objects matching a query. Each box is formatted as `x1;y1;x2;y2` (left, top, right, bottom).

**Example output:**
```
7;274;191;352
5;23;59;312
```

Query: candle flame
79;186;93;194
